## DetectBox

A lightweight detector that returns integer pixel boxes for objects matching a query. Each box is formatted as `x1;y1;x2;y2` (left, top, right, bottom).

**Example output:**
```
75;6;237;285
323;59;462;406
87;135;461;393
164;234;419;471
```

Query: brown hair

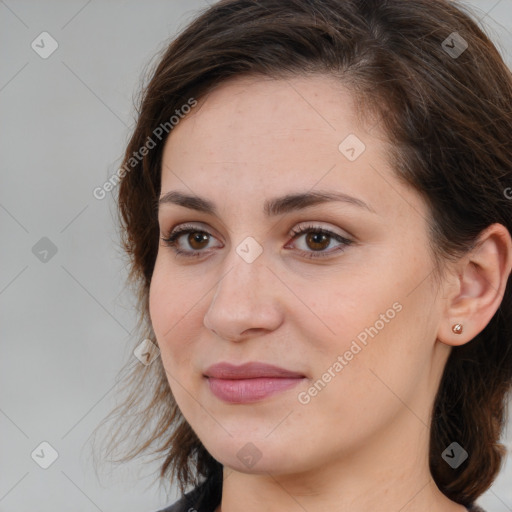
91;0;512;506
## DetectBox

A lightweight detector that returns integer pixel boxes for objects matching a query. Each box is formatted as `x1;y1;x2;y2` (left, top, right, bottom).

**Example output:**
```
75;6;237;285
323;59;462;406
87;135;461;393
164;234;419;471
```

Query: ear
437;223;512;347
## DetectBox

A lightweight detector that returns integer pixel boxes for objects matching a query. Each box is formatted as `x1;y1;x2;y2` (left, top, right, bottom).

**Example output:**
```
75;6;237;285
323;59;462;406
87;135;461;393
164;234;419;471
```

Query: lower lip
206;376;304;403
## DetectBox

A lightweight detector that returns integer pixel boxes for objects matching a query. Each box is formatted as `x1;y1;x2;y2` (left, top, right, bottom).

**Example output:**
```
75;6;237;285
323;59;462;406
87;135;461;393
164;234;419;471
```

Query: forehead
164;74;366;160
159;74;424;222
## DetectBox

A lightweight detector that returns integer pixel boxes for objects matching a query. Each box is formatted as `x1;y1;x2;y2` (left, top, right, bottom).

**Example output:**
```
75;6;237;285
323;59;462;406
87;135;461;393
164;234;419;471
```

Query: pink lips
204;362;305;403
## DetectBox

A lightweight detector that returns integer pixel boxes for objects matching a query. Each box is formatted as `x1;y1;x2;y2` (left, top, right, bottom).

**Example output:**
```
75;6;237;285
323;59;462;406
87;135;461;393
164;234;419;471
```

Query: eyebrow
158;189;376;216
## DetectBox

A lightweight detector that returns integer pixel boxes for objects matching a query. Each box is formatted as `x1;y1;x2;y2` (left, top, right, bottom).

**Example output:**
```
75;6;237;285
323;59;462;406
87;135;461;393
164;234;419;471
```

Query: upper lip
204;362;305;379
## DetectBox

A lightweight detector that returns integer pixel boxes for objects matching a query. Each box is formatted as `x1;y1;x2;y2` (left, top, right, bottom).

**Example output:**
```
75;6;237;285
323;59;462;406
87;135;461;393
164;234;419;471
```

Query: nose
203;256;284;342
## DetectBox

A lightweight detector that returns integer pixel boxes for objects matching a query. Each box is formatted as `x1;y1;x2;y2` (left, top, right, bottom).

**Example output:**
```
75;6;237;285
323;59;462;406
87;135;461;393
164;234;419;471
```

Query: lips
203;362;305;379
203;362;305;403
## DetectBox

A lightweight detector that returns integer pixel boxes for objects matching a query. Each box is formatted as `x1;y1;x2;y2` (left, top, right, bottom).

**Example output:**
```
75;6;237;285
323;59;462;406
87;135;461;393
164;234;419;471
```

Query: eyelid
288;221;352;240
163;221;222;241
161;220;350;241
160;220;353;260
161;222;224;248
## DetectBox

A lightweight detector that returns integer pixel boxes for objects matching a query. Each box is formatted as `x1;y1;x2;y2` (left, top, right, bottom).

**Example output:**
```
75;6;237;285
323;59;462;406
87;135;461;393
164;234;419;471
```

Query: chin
201;433;311;476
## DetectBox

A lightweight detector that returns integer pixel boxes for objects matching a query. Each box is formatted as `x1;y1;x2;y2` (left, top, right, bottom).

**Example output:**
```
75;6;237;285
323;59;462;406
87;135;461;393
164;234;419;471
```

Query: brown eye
160;224;222;258
305;232;331;251
187;231;210;250
161;223;352;260
287;224;353;260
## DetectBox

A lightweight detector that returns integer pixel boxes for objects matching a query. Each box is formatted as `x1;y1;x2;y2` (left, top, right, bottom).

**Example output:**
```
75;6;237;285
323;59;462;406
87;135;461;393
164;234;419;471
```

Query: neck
216;409;467;512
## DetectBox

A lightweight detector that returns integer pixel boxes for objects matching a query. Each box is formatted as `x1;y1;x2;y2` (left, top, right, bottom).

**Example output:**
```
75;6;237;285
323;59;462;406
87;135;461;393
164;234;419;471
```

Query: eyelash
161;223;353;260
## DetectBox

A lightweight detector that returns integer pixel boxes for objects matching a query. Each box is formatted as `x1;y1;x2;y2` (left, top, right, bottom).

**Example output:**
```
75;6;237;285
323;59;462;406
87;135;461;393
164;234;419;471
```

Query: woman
94;0;512;511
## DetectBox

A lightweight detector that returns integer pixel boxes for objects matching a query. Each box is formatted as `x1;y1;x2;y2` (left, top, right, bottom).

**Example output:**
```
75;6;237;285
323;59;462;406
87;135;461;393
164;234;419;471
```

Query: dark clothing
156;471;487;512
156;470;222;512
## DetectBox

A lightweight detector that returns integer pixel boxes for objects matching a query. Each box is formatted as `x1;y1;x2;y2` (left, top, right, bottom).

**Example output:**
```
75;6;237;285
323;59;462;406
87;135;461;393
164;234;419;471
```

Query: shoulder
154;486;207;512
468;505;487;512
154;471;222;512
154;493;196;512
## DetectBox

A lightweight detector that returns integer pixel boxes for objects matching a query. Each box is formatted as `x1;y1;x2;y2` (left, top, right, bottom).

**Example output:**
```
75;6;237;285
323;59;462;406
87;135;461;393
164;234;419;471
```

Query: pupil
190;232;208;248
186;231;331;251
308;232;328;250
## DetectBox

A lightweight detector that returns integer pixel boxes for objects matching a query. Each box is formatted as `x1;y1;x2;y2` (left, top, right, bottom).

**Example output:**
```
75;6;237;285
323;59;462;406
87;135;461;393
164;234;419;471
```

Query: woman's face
150;75;452;478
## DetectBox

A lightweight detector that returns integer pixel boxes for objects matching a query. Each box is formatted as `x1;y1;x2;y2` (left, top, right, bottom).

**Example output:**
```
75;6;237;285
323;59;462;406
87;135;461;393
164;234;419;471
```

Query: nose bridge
203;247;283;339
215;232;270;300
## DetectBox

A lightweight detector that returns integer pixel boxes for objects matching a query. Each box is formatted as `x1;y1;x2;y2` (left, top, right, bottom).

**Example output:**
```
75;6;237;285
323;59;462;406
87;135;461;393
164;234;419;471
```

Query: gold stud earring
452;323;463;335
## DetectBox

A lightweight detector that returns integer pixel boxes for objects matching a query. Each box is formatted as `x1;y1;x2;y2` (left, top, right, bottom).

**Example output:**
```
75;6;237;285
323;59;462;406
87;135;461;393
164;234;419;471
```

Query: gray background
1;1;511;511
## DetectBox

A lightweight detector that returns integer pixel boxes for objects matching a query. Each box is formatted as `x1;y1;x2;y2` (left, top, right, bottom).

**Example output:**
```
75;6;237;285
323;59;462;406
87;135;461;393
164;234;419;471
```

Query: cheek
298;250;433;380
149;262;190;360
149;258;213;380
290;267;392;353
148;264;170;341
150;257;196;334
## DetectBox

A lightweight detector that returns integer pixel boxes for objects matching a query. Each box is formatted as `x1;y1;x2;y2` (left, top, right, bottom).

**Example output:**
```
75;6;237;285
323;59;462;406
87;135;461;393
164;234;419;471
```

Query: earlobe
437;223;512;347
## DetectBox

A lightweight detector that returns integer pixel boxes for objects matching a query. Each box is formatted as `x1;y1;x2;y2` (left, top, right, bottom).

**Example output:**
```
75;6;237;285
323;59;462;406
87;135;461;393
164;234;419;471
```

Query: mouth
203;362;306;404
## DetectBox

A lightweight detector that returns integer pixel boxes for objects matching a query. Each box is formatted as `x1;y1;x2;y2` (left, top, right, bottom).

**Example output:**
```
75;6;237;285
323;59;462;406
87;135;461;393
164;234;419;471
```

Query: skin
149;74;512;512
